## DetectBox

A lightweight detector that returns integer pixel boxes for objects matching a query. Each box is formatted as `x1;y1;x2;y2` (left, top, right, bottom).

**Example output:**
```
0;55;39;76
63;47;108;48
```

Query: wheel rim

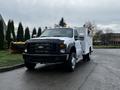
71;56;76;69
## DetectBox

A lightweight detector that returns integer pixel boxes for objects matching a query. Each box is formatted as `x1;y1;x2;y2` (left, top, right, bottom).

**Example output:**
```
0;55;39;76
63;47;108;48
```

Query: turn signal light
60;44;66;48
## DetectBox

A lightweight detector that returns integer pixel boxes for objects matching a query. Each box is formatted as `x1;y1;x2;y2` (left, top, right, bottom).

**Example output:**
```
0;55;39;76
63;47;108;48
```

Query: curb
94;48;120;49
0;64;24;73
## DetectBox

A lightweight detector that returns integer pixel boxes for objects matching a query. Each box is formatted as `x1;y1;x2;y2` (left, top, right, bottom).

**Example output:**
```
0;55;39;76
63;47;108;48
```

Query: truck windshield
40;28;73;38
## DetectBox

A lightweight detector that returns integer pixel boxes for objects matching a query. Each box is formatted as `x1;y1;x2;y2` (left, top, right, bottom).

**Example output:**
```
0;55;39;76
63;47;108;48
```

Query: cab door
74;30;82;59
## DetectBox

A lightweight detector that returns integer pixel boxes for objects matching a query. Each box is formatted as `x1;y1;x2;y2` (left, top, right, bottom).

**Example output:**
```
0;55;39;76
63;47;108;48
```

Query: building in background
109;33;120;45
93;32;120;46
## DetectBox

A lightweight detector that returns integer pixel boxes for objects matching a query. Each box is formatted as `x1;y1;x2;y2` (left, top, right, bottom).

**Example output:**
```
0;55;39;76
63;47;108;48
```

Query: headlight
59;43;66;53
59;43;66;49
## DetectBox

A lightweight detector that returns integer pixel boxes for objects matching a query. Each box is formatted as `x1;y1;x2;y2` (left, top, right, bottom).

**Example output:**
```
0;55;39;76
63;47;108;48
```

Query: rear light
83;51;85;53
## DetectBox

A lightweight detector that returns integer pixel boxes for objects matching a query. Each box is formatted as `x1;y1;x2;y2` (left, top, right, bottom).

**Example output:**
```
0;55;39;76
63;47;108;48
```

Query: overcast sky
0;0;120;32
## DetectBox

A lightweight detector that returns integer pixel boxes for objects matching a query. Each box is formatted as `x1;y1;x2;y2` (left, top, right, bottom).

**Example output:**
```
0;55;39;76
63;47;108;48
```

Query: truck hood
28;37;73;46
39;37;72;41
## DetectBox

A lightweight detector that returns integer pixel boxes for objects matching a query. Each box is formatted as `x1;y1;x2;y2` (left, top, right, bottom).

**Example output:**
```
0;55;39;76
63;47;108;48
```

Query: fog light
60;49;65;53
24;49;27;53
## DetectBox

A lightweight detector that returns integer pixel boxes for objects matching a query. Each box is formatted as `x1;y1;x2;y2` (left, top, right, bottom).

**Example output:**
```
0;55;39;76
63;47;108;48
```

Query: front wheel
66;52;76;72
24;61;36;70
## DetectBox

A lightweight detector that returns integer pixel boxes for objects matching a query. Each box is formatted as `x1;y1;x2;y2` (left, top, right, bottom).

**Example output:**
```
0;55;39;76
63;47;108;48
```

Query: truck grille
27;43;58;54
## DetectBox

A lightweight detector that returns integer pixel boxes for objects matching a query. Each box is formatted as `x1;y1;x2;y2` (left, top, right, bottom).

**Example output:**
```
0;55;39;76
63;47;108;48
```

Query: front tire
24;61;36;70
66;52;76;72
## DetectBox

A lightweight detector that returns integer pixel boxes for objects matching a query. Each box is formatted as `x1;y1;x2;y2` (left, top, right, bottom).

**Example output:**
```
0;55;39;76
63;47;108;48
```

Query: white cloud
97;24;120;33
0;0;120;32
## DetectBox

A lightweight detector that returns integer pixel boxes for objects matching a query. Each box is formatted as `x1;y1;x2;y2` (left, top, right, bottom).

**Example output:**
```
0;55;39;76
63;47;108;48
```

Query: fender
66;42;76;54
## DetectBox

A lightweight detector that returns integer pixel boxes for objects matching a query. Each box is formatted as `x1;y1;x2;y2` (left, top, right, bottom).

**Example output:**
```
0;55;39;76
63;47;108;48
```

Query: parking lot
0;49;120;90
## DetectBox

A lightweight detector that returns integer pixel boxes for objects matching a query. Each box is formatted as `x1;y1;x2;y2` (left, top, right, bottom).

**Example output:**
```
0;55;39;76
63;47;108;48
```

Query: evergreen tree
17;22;24;41
25;27;30;41
0;20;4;50
6;20;11;48
37;27;41;37
32;28;37;38
11;20;15;41
59;17;66;27
6;20;16;48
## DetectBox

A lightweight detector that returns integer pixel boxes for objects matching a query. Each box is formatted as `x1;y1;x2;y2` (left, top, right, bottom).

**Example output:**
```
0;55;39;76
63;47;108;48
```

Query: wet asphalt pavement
0;49;120;90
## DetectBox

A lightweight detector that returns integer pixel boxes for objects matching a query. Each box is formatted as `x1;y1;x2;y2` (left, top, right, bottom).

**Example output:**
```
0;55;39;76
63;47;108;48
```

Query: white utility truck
23;27;93;71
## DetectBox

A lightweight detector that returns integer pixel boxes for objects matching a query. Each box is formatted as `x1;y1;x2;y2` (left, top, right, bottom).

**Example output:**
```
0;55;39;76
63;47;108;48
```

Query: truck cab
23;27;92;71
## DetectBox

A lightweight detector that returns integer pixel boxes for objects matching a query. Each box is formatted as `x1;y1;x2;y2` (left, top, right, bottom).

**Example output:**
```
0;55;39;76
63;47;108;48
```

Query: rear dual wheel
83;53;90;62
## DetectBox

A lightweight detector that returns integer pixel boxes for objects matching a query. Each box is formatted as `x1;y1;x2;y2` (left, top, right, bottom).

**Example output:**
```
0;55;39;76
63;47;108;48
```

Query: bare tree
83;21;96;36
105;28;113;33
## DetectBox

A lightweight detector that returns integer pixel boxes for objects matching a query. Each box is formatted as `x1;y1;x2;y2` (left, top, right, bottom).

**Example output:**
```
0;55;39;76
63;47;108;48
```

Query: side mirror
79;36;84;40
74;36;79;40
